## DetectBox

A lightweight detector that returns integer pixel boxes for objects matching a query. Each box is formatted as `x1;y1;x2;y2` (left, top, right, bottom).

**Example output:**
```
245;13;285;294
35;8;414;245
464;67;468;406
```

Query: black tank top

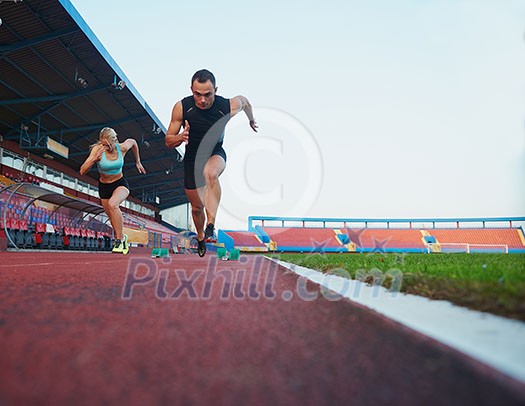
181;95;231;161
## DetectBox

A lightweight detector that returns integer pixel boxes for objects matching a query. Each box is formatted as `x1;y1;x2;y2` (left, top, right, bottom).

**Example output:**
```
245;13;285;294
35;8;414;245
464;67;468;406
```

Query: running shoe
112;239;123;253
122;234;129;255
204;223;215;241
197;238;206;257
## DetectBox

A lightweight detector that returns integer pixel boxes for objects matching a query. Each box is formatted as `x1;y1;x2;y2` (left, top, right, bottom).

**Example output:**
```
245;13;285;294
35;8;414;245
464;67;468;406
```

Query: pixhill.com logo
121;254;403;302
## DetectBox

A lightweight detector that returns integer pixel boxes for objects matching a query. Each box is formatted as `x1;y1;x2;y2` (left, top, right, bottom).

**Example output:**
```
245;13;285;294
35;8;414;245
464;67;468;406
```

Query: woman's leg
101;186;129;240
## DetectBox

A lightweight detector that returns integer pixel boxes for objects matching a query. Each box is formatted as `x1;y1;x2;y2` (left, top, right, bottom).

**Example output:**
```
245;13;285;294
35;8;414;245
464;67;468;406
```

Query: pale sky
69;0;525;230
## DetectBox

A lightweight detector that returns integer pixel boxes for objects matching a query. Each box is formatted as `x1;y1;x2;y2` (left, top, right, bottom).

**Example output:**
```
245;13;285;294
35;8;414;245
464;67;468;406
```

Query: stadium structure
218;216;525;254
0;0;186;251
1;0;524;255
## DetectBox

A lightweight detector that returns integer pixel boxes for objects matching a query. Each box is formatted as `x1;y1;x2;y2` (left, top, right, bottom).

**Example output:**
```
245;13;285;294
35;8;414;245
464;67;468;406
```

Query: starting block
216;247;240;261
151;248;169;258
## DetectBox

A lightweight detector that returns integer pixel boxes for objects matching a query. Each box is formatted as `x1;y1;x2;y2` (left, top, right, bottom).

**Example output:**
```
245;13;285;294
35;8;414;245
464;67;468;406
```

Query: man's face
191;80;216;110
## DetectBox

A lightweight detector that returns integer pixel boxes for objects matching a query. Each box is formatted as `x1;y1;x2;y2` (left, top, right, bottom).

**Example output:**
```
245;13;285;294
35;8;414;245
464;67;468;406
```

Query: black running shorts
184;143;227;190
98;177;129;199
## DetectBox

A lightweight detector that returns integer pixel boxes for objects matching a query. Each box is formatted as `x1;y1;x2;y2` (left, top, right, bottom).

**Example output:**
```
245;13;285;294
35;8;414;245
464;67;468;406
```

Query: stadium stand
349;228;427;253
222;231;268;252
0;180;181;251
262;227;352;253
426;228;525;253
214;216;525;254
0;0;192;251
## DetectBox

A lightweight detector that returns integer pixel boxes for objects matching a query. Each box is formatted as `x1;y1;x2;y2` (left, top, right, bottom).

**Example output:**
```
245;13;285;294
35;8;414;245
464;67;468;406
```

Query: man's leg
185;188;206;241
186;187;207;257
203;155;226;228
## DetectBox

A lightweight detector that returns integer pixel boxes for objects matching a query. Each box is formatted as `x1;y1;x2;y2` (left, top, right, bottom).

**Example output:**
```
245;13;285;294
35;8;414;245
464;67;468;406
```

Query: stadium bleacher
2;171;524;255
216;217;525;254
0;179;180;251
222;231;268;252
262;227;351;253
426;228;525;253
3;182;524;255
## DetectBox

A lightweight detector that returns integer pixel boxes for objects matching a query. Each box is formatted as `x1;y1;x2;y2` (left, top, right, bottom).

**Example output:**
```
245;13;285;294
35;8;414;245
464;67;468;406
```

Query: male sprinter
165;69;257;257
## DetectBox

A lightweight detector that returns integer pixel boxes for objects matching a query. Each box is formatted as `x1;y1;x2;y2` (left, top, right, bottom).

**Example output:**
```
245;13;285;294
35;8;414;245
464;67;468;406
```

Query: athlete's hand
136;161;146;174
249;119;258;132
179;120;190;144
93;144;107;161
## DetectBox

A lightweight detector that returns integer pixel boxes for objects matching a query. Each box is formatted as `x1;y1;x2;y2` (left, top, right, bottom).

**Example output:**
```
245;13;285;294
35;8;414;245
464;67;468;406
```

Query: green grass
272;253;525;321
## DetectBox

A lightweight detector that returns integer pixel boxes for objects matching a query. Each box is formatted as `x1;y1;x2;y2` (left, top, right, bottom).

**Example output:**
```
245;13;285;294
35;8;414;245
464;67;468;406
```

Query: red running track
0;252;524;405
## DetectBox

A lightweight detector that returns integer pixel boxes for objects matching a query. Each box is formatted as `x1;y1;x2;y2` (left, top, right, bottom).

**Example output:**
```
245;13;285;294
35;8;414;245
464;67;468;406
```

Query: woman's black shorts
98;177;129;199
184;143;227;190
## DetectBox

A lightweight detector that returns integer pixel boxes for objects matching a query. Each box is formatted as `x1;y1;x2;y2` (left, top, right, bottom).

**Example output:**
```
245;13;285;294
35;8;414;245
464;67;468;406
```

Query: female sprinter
80;127;146;254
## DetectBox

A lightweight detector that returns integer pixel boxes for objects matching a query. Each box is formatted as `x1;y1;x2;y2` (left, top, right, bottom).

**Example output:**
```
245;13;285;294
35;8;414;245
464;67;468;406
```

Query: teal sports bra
97;143;124;175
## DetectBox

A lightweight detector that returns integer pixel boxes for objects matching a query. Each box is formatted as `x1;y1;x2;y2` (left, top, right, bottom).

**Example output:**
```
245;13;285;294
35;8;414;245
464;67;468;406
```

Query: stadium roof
0;0;187;209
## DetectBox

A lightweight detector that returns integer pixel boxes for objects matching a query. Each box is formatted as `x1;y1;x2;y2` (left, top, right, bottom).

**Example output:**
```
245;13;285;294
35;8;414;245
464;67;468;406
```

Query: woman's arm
79;144;105;175
121;138;146;174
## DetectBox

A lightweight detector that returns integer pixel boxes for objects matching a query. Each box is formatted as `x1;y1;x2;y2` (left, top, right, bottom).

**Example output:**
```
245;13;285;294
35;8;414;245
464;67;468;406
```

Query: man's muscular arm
230;95;258;132
165;102;189;148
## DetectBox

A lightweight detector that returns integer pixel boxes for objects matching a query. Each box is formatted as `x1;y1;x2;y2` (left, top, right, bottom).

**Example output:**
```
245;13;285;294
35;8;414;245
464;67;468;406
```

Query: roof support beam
66;115;150;152
0;83;109;107
126;170;172;181
0;27;80;56
3;83;112;140
123;153;182;168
